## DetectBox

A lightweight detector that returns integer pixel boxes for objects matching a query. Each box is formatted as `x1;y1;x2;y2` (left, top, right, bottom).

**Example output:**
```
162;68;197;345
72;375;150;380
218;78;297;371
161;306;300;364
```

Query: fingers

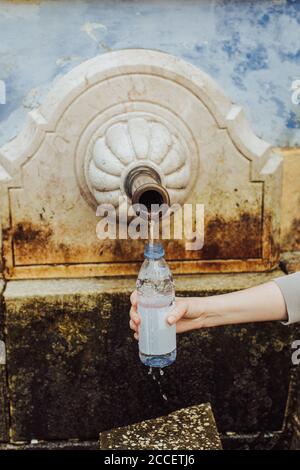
129;291;140;329
129;319;137;332
129;314;140;340
130;305;140;325
130;290;138;307
167;299;188;325
129;298;140;341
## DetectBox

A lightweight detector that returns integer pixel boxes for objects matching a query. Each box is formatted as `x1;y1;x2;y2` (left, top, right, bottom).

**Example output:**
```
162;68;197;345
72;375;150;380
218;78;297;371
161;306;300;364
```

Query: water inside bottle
137;216;176;368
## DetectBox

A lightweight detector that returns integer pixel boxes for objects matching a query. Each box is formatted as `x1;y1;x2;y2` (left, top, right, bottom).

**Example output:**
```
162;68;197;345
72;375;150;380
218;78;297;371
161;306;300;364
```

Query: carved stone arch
0;49;282;279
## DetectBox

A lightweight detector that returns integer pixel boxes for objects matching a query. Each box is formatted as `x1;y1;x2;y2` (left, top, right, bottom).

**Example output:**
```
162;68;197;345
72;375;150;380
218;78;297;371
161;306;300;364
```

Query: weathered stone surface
0;228;3;277
0;279;9;442
0;277;4;335
3;271;299;443
291;415;300;450
0;366;8;442
289;362;300;450
99;403;222;450
280;251;300;274
0;50;282;279
280;149;300;252
221;431;284;450
3;268;284;299
0;439;98;451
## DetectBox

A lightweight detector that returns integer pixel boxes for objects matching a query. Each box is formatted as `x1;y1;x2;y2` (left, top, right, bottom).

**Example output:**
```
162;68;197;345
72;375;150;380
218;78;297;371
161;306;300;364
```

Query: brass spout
125;165;170;216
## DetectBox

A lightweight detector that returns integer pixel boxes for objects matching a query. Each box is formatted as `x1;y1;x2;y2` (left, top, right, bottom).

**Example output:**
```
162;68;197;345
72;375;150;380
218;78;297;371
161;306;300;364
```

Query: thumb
167;300;188;325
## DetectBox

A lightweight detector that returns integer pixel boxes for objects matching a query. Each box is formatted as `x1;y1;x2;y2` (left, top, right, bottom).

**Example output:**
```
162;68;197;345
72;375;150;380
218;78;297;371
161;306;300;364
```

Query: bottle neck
144;242;165;260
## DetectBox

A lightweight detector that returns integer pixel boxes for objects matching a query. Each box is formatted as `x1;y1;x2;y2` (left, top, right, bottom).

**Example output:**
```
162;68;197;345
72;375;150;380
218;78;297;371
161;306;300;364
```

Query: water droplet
146;366;169;404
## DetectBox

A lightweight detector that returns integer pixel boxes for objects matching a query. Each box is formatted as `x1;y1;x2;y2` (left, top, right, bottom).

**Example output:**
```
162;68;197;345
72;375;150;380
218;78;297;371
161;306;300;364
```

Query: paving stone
99;403;222;450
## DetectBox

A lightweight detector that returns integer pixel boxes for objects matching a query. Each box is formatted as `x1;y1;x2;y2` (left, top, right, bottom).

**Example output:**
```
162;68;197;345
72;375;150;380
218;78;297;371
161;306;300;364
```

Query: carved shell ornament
86;116;196;209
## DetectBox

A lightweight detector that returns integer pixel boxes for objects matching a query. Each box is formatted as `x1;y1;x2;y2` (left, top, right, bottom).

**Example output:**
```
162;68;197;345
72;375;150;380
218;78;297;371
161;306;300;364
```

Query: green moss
0;366;8;442
2;273;299;443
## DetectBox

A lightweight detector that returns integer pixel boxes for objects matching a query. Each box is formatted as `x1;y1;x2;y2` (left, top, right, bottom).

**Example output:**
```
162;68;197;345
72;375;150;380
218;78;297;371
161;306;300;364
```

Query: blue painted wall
0;0;299;147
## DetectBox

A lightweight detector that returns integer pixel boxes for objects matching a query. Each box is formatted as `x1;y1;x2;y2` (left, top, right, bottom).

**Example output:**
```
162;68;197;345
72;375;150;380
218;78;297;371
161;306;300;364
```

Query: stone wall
0;279;8;442
0;0;299;148
280;149;300;252
280;252;300;450
0;0;299;251
1;271;298;449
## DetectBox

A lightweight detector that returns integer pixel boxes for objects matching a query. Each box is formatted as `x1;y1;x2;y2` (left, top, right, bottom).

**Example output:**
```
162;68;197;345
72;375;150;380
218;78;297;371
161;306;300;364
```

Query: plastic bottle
137;242;176;368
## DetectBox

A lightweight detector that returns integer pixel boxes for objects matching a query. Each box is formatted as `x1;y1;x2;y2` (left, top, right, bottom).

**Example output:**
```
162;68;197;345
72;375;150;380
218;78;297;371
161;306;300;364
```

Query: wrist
201;296;230;327
188;296;229;328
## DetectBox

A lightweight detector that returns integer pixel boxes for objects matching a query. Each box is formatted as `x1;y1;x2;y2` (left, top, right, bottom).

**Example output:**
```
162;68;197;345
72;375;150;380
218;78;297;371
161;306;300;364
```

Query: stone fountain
0;50;298;449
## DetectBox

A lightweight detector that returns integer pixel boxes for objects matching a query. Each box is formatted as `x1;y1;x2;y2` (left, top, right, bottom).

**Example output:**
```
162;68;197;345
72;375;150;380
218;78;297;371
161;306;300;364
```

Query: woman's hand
129;291;209;340
129;281;288;340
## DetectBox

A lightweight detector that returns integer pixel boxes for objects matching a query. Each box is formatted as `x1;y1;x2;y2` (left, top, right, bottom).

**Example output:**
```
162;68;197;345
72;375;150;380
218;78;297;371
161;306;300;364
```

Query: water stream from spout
148;218;156;247
145;212;171;403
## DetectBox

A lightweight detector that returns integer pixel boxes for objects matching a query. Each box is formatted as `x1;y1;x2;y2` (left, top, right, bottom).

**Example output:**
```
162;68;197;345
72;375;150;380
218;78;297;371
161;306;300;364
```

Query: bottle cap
144;242;165;260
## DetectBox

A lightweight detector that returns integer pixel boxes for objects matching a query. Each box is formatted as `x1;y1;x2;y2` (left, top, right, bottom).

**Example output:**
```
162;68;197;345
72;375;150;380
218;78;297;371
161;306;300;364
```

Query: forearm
198;281;288;328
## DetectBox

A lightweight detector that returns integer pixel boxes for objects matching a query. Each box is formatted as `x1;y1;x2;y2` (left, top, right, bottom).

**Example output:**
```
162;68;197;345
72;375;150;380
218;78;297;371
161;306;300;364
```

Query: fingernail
133;314;139;322
168;315;176;325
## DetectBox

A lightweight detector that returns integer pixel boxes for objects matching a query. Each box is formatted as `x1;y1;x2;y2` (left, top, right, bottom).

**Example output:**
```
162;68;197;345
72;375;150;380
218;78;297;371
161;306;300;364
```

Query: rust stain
204;213;262;259
13;222;52;244
2;227;10;242
280;148;300;251
165;213;262;261
12;222;53;264
282;218;300;252
1;227;10;275
280;252;300;275
3;210;279;278
263;213;280;263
